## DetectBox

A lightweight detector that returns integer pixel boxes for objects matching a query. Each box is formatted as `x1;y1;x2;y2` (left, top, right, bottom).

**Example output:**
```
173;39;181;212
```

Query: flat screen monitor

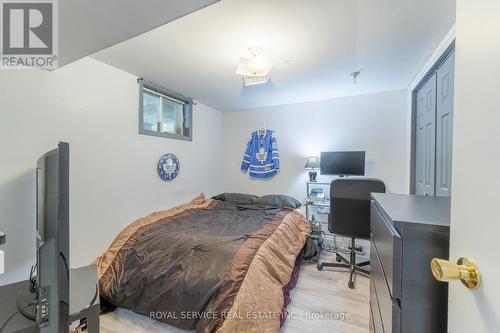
35;142;70;333
320;151;365;176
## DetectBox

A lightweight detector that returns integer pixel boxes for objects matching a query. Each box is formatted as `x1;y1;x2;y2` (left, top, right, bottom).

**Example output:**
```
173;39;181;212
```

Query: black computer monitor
320;151;365;176
35;142;70;333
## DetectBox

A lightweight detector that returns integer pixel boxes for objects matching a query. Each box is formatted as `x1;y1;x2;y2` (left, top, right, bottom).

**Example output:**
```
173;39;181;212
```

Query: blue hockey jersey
241;129;280;178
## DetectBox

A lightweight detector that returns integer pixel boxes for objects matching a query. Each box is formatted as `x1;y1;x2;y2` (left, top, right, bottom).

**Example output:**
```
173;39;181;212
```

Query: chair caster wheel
317;263;323;271
348;281;354;289
336;256;342;263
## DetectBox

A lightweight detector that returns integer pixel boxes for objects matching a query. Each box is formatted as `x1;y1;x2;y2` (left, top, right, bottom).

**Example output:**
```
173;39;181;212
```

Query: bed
96;193;310;333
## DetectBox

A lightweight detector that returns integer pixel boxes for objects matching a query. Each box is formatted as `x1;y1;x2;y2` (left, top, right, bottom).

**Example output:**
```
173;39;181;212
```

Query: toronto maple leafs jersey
241;129;280;178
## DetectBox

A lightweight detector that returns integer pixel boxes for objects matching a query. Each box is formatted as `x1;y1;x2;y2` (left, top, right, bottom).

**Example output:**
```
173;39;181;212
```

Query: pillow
212;193;259;205
255;195;302;209
190;193;206;205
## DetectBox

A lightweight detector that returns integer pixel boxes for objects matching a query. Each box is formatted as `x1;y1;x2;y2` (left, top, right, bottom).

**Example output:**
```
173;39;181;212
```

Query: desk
304;181;331;263
303;199;331;221
304;181;331;221
0;265;99;333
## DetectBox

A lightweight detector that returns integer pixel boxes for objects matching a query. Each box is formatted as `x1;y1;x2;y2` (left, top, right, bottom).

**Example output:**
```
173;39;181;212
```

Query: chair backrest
329;178;386;239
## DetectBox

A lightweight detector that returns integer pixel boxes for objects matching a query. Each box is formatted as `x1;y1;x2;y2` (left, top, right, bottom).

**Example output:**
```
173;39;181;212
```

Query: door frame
409;41;455;194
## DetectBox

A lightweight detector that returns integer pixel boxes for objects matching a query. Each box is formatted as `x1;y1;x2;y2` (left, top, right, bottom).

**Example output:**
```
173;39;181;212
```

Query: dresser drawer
371;241;401;333
370;276;384;333
370;201;402;299
371;241;392;332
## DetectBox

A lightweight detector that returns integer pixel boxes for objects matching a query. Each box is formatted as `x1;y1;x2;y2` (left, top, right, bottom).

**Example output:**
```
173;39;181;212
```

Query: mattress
96;194;310;332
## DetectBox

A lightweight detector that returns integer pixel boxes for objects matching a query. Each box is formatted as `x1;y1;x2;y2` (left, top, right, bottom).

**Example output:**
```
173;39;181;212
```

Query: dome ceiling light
235;47;274;86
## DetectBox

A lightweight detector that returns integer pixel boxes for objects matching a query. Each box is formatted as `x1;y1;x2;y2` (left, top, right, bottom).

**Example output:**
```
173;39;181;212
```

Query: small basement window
139;80;193;141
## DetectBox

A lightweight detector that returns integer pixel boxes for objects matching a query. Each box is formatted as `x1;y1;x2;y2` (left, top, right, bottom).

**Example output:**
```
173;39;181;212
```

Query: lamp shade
235;55;273;76
235;47;274;77
304;156;320;170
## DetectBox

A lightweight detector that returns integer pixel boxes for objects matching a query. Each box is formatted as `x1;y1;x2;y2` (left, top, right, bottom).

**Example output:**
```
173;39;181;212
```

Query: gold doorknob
431;257;480;289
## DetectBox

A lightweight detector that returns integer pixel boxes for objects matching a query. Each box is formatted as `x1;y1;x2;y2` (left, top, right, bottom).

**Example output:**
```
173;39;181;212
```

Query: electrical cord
318;232;359;255
0;301;36;333
17;297;36;321
17;264;39;321
29;264;38;294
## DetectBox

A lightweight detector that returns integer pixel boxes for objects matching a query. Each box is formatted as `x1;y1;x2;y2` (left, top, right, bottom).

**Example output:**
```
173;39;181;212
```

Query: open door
434;1;500;331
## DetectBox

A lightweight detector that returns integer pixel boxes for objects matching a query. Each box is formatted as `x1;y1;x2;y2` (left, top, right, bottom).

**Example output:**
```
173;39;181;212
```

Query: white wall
0;58;224;285
222;90;408;200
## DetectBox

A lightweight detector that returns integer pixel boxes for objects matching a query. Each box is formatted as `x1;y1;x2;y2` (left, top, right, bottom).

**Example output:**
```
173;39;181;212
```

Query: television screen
320;151;365;176
36;142;69;333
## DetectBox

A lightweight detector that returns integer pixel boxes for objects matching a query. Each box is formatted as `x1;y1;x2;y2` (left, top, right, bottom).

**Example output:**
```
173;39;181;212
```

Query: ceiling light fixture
236;47;273;86
351;71;361;84
242;76;269;86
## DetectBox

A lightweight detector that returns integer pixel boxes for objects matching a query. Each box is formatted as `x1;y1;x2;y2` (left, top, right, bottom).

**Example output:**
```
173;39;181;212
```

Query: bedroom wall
0;57;224;285
222;90;408;201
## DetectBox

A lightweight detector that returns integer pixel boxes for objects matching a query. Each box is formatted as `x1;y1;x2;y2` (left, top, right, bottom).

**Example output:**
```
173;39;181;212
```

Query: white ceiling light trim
236;47;273;85
243;75;269;86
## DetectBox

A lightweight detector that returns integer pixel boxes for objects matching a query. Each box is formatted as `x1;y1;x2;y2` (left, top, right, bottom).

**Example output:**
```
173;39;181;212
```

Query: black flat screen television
35;142;70;333
320;151;365;176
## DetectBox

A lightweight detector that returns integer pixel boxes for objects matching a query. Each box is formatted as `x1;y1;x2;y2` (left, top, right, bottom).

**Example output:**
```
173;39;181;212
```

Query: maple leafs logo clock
157;153;180;181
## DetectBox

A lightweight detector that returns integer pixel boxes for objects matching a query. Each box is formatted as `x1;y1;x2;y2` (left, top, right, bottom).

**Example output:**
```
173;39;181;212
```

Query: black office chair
317;178;386;289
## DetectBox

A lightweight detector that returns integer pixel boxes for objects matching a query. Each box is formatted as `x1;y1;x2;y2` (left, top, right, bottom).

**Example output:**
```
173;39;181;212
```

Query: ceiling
59;0;219;66
92;0;456;111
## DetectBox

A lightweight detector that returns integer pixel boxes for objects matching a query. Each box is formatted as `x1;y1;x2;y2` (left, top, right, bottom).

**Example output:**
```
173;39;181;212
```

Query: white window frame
139;79;193;141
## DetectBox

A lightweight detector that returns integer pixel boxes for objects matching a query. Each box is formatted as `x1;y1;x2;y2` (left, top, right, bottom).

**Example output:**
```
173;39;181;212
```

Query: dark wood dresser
369;193;450;333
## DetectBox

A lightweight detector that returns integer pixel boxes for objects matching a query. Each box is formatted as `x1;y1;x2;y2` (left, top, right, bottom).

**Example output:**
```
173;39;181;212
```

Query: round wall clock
157;153;180;181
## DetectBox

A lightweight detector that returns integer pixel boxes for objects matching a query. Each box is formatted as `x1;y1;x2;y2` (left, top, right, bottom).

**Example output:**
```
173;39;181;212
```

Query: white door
415;73;437;196
448;1;500;332
435;52;455;198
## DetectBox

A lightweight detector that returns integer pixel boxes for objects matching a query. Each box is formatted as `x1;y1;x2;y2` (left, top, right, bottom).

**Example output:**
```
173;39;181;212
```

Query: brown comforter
96;194;310;332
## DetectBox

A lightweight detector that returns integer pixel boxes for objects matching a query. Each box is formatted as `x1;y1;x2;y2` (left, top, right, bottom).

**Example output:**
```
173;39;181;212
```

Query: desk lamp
305;156;320;182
